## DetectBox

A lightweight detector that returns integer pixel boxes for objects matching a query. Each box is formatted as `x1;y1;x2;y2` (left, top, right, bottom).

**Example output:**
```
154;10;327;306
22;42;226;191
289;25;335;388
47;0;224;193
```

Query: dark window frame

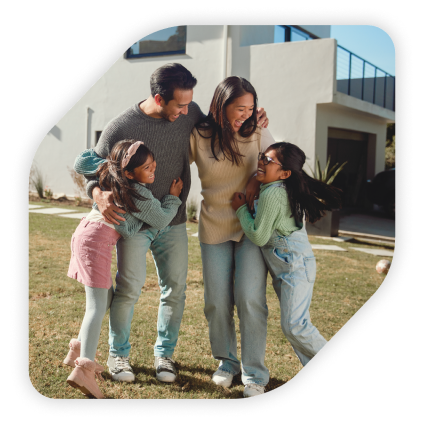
277;25;317;43
125;26;187;59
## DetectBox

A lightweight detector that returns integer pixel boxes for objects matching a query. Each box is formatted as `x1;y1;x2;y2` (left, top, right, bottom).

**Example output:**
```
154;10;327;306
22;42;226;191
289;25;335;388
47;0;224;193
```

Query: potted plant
305;156;347;237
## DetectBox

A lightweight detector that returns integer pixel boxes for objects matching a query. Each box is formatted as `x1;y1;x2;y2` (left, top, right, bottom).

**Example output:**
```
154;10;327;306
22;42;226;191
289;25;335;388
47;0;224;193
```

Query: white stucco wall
316;103;389;175
31;25;393;215
229;34;337;167
31;25;225;199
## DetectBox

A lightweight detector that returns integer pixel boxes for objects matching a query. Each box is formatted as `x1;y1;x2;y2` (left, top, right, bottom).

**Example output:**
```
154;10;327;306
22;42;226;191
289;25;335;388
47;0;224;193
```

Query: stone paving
29;204;394;259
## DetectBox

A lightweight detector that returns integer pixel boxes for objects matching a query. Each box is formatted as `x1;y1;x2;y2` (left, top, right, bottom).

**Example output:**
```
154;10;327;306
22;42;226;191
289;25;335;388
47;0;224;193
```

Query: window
95;131;102;145
126;26;186;59
274;26;315;43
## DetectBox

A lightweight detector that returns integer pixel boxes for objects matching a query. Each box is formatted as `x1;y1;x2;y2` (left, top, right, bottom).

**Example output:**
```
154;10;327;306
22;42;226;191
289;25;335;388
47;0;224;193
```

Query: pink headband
122;141;144;168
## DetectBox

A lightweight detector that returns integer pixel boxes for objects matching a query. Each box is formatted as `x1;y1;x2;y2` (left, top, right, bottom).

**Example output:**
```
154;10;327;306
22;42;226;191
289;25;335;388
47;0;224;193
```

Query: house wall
229;34;337;168
31;25;392;214
316;103;388;175
31;25;225;198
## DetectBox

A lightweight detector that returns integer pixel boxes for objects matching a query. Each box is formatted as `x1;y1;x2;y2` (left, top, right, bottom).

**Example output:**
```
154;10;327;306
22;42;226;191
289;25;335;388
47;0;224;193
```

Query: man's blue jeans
261;227;327;366
108;223;188;358
200;235;269;386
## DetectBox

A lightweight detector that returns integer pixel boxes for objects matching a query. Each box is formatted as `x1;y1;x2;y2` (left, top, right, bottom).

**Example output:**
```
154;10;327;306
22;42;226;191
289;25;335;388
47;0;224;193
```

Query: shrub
68;167;88;205
187;199;198;222
307;156;347;185
29;165;45;198
44;186;53;200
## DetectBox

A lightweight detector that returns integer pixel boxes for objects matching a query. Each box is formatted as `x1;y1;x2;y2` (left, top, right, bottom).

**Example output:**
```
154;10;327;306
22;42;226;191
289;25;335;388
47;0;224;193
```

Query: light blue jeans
108;223;188;358
200;235;269;386
260;227;327;366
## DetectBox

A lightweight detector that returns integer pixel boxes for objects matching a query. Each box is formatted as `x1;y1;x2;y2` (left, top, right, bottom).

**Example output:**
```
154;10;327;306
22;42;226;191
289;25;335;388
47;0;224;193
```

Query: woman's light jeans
200;235;269;386
261;227;327;366
109;223;188;359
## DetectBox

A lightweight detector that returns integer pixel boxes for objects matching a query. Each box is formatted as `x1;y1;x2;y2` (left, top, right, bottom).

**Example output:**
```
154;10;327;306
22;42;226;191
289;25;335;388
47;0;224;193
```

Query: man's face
157;89;193;122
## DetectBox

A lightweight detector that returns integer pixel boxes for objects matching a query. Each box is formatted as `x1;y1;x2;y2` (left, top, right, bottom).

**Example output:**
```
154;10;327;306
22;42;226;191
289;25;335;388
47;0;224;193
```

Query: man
84;63;268;383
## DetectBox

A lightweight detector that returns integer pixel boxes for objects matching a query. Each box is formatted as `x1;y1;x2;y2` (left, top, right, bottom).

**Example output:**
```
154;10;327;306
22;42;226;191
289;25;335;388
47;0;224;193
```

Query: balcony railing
336;45;395;112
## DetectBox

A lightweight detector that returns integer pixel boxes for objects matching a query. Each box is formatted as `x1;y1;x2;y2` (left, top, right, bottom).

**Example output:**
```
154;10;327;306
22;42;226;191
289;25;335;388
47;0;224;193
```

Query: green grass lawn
29;205;392;399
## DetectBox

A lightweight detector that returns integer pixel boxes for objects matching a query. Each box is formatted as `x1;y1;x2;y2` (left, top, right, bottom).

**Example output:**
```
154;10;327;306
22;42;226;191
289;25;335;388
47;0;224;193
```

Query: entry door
327;137;368;208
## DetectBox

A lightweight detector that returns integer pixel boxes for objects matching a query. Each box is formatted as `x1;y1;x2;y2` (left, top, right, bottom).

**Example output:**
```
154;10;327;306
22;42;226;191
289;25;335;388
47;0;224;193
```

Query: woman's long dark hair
194;76;258;166
96;139;153;213
269;142;342;223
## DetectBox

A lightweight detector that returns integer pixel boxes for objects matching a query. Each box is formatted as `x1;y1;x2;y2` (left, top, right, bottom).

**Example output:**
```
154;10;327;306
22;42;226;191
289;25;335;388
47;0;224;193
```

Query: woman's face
225;92;254;132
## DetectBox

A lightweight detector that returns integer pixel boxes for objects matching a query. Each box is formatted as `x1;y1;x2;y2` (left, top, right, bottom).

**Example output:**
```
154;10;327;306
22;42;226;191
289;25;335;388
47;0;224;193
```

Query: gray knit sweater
86;101;204;229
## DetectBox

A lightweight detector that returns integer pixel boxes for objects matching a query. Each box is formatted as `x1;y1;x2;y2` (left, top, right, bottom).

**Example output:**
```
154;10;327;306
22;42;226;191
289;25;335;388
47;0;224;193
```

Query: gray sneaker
154;356;177;382
107;355;135;382
243;383;265;397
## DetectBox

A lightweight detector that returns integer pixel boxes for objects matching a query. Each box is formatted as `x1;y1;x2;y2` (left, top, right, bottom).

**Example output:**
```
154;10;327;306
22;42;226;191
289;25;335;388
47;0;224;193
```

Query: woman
190;76;275;397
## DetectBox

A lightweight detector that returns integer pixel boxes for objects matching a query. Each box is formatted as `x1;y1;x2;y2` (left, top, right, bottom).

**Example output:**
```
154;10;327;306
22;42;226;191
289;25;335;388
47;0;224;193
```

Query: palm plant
307;156;347;185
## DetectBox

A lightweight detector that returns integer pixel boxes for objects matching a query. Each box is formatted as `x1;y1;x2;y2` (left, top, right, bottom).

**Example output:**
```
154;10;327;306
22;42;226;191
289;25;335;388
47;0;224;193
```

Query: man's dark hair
150;63;197;104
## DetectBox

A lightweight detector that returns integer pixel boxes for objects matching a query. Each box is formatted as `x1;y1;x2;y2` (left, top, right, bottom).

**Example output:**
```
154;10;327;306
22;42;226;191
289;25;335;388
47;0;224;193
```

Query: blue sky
330;25;395;76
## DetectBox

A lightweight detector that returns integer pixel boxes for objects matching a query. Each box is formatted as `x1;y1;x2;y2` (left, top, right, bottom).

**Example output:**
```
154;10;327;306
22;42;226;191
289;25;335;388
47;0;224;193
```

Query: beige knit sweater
190;126;274;245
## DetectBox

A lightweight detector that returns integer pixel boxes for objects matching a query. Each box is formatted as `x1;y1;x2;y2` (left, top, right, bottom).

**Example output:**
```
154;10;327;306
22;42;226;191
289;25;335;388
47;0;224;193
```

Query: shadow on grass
79;363;289;399
347;239;395;249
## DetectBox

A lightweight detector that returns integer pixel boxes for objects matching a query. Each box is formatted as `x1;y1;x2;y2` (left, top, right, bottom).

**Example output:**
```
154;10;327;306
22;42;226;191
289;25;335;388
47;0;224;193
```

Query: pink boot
63;339;80;367
67;357;105;399
63;339;104;375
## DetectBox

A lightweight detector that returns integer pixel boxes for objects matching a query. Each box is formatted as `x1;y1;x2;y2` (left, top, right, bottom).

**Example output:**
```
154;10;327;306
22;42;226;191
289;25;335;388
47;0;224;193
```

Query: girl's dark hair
150;63;197;104
96;140;154;213
194;76;258;166
268;142;342;223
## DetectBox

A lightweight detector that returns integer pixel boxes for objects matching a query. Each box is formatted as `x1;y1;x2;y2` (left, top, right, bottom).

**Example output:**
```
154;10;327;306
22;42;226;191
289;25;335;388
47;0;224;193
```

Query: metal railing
336;45;395;112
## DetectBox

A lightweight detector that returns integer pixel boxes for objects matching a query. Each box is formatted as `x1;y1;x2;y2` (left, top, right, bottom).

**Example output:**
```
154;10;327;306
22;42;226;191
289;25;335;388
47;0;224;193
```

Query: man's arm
73;147;127;225
256;107;269;128
91;187;125;225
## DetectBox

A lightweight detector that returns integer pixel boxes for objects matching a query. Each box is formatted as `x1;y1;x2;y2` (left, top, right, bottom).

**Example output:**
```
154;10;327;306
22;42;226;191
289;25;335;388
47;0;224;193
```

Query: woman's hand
232;192;247;211
169;177;183;197
93;187;126;225
245;174;261;210
256;107;269;128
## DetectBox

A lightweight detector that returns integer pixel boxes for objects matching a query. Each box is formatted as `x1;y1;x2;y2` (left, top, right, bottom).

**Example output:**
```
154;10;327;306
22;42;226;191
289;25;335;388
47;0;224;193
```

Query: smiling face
156;88;193;122
256;149;291;184
125;155;156;184
225;92;254;132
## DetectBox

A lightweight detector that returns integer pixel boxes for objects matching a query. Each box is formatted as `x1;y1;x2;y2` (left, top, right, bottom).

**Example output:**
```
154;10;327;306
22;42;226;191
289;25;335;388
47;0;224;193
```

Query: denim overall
254;182;327;366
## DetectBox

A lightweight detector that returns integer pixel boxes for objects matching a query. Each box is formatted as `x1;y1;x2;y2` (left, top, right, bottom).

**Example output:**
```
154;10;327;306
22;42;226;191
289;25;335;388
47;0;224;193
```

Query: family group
62;63;341;399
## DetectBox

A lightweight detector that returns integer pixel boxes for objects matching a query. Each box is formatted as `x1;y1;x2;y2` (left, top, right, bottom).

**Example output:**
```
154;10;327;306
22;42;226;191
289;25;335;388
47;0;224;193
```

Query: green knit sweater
236;181;301;247
74;149;181;239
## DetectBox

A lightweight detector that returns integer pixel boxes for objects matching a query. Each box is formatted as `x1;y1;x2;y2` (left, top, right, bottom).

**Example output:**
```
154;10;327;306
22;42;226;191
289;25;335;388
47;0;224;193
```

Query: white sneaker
107;355;135;382
211;369;233;388
154;356;177;382
243;383;265;397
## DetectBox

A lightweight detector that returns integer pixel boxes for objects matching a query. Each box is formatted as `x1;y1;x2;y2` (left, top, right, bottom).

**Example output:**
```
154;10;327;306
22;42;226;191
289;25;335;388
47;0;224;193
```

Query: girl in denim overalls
232;142;342;366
